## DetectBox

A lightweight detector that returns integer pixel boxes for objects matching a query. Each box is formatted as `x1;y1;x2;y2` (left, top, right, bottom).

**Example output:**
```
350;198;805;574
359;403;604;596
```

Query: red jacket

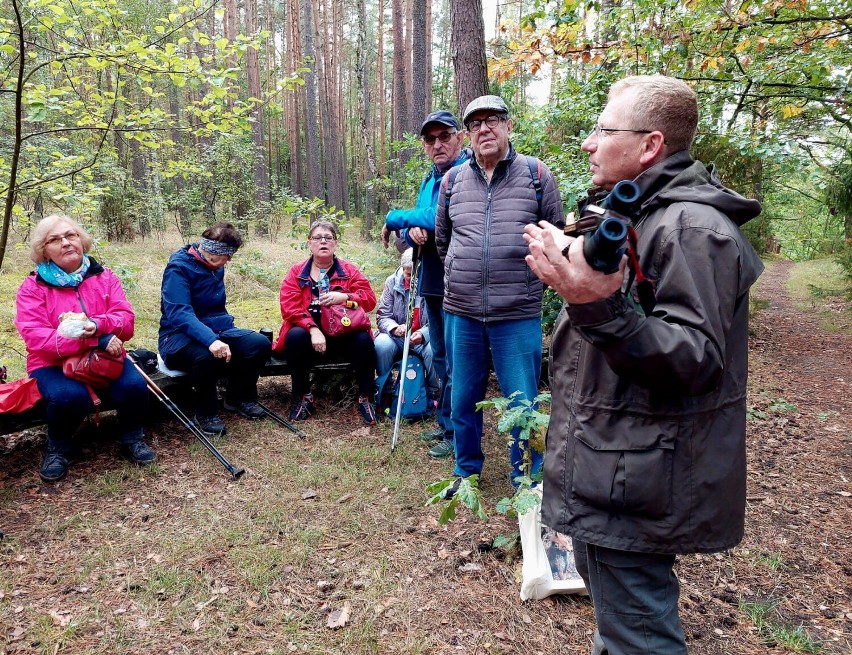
273;256;377;353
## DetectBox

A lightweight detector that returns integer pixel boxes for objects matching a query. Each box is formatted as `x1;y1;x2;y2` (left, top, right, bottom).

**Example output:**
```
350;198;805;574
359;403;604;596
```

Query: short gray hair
609;75;698;152
29;214;93;264
400;248;413;269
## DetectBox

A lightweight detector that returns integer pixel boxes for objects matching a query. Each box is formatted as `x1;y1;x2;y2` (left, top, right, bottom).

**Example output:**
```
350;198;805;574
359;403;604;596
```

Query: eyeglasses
421;131;457;145
590;125;653;138
45;231;80;246
309;235;336;243
466;115;506;133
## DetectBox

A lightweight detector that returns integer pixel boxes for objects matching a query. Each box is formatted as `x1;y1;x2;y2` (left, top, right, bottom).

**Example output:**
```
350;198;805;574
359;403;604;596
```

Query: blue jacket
158;245;236;356
385;148;471;297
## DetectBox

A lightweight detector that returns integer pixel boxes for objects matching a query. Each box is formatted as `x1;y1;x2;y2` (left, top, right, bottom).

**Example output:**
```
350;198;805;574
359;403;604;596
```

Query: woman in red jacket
274;221;378;425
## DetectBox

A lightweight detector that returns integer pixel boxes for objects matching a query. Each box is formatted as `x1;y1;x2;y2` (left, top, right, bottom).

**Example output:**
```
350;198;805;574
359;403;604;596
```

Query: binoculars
564;180;641;274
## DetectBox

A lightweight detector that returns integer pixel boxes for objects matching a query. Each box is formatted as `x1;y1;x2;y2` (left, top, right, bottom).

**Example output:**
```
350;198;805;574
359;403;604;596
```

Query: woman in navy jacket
158;222;271;436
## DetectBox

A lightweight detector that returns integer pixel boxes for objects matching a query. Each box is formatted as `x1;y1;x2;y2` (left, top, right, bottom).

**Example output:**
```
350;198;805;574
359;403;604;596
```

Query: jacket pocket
571;413;677;520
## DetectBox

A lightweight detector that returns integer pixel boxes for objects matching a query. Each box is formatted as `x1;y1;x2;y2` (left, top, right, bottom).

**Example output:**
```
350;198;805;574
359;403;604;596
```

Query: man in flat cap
382;110;471;459
435;95;563;493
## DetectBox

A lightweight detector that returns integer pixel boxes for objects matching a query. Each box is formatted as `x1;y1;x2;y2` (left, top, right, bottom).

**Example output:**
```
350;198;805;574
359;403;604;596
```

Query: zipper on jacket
483;185;492;320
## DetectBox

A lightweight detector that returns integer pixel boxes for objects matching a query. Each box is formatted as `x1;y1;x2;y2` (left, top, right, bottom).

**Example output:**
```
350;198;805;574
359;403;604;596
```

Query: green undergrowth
786;258;852;334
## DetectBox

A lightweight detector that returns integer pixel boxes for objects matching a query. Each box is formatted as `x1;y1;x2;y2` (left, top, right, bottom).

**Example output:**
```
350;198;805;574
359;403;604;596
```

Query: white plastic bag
519;485;587;600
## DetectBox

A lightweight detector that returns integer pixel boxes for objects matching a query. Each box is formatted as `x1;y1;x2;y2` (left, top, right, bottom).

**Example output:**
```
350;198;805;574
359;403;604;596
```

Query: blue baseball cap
420;110;461;136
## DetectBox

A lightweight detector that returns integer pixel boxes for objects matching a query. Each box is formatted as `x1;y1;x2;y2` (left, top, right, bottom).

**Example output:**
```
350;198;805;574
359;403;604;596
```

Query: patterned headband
199;238;237;256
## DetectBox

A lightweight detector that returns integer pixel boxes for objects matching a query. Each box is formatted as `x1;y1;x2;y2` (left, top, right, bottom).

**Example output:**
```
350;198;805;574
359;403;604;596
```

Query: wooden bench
0;355;353;441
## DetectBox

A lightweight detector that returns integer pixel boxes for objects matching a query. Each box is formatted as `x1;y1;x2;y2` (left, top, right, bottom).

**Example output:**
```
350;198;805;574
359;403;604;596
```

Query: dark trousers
424;295;452;440
31;360;149;453
573;538;687;655
284;327;376;398
164;331;271;416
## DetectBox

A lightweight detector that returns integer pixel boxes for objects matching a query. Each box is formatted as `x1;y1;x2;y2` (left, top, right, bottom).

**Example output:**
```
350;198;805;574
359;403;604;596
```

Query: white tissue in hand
58;311;89;339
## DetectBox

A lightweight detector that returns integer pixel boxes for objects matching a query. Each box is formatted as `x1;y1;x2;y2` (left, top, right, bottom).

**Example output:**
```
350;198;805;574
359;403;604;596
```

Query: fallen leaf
326;601;351;629
351;427;371;437
336;493;353;504
301;489;317;500
192;617;201;632
838;491;851;497
459;562;482;573
10;626;25;639
146;553;164;564
49;610;72;626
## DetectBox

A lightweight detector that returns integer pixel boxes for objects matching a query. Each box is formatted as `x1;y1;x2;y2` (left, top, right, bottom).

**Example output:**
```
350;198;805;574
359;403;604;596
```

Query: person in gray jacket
435;95;563;491
374;248;438;398
525;75;764;655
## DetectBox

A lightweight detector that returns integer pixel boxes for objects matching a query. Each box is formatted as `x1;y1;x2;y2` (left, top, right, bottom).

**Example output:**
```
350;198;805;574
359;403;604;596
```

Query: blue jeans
444;313;542;482
31;360;149;453
573;539;687;655
374;333;438;396
425;296;452;439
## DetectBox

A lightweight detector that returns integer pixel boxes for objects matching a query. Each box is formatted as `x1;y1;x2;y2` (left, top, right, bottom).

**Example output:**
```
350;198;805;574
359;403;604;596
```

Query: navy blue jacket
158;245;236;356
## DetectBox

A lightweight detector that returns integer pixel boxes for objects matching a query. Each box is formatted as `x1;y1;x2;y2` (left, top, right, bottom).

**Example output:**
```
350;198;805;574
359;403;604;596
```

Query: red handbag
63;348;126;390
320;303;371;336
0;377;43;414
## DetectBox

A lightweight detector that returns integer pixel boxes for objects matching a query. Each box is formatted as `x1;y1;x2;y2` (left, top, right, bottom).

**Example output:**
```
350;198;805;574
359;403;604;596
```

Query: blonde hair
29;214;94;264
609;75;698;152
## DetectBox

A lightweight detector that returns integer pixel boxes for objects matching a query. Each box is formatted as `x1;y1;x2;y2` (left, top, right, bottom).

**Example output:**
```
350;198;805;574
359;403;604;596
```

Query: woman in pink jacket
15;214;155;482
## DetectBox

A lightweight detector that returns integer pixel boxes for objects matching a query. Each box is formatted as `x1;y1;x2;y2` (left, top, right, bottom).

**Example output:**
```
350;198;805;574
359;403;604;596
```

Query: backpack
375;353;435;421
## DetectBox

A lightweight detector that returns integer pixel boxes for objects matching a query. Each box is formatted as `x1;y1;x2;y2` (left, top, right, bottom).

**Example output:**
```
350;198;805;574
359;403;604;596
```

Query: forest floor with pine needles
1;253;851;655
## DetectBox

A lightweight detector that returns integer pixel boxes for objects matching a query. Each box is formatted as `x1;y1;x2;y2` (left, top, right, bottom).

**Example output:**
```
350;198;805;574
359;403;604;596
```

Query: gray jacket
376;267;429;342
542;151;764;555
435;145;564;321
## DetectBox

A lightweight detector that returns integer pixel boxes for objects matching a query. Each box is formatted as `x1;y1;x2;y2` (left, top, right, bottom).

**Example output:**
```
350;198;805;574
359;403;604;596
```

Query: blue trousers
444;313;542;483
573;539;687;655
164;330;271;416
425;296;452;440
31;360;149;453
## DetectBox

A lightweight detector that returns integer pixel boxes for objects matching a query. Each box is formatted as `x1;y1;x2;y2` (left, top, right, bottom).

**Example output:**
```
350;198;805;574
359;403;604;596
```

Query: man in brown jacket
525;76;763;654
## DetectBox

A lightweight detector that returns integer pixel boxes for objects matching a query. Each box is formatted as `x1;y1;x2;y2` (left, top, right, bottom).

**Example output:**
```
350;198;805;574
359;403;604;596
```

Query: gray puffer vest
435;146;564;321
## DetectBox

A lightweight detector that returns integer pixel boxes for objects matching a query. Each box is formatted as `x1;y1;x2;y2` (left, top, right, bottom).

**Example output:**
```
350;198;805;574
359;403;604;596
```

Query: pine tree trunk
356;0;378;237
450;0;488;114
411;0;428;122
245;0;269;223
302;0;323;200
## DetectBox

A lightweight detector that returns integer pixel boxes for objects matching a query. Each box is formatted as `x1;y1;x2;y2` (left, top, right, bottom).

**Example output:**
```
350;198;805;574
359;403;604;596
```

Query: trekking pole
128;356;245;480
391;246;421;451
256;401;306;439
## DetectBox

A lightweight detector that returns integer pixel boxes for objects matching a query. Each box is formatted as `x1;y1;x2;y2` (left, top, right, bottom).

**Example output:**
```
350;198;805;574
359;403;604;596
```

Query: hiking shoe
356;396;378;426
420;426;445;442
289;394;315;421
428;439;454;459
224;399;266;420
121;440;156;465
39;451;68;482
195;414;226;437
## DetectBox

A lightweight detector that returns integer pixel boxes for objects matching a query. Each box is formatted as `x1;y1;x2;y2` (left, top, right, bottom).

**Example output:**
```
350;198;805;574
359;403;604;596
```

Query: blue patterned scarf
37;255;91;288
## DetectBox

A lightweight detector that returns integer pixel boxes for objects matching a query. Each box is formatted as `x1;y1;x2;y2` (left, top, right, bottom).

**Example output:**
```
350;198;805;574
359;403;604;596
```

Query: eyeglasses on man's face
45;231;81;247
310;235;336;243
422;131;457;145
466;115;506;133
590;124;653;139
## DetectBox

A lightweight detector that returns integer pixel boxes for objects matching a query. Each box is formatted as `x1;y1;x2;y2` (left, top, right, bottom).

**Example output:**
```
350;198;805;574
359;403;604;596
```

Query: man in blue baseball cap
381;109;470;459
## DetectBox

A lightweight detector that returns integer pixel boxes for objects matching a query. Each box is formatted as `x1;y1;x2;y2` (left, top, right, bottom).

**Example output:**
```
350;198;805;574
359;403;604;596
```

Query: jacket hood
635;151;762;227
